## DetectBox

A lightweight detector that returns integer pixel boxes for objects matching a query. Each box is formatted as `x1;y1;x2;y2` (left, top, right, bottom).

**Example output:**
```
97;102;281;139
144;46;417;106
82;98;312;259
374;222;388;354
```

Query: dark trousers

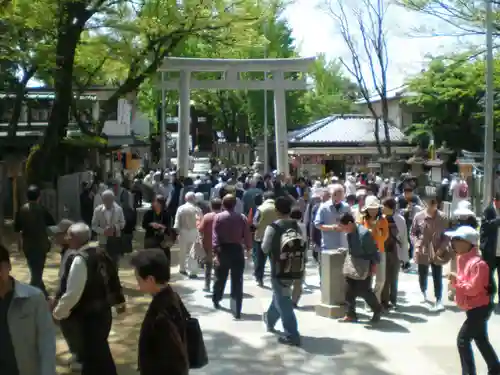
60;315;83;362
24;250;48;296
381;250;399;305
345;276;381;318
204;261;213;290
105;237;122;270
79;308;117;375
212;244;245;315
254;241;268;282
486;256;500;301
457;304;500;375
418;263;443;301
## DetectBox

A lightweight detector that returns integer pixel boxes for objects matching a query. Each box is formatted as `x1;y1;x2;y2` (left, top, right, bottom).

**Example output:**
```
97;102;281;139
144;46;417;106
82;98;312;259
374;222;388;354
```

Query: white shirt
104;209;112;224
53;255;87;320
174;202;201;232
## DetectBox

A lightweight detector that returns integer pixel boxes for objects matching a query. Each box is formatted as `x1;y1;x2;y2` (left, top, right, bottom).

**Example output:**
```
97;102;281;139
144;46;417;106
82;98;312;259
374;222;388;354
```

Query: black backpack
271;220;306;280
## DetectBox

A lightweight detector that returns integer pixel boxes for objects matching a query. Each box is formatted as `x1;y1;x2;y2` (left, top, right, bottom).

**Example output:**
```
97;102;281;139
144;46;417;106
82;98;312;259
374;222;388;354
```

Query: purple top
212;210;252;250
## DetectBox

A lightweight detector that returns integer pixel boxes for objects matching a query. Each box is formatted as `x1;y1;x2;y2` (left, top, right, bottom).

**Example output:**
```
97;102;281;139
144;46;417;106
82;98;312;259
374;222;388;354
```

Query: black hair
26;185;40;201
254;193;263;207
0;244;10;265
290;207;302;220
339;212;356;225
275;196;293;215
263;191;275;201
382;197;397;211
130;248;170;283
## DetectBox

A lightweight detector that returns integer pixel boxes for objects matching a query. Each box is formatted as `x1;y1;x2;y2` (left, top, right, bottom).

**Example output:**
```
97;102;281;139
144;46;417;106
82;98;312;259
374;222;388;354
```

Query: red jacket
452;247;490;310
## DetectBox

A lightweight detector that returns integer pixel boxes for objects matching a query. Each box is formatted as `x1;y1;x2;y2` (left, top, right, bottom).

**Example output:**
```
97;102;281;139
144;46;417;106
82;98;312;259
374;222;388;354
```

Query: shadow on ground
195;330;396;375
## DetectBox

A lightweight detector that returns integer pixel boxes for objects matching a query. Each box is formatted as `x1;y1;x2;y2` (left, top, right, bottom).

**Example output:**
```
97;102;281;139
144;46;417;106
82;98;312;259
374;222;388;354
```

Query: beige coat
91;202;126;245
410;210;449;265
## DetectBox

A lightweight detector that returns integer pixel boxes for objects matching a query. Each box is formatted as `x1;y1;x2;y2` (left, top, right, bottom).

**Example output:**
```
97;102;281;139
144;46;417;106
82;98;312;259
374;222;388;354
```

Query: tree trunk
26;14;85;184
7;68;36;139
381;97;391;156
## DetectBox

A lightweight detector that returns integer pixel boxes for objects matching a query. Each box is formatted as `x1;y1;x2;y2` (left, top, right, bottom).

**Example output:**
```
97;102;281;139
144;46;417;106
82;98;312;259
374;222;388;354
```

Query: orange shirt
362;216;389;253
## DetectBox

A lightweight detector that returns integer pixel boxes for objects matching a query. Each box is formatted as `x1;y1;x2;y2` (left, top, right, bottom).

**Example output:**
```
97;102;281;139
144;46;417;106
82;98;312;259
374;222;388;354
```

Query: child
290;207;307;308
445;226;500;375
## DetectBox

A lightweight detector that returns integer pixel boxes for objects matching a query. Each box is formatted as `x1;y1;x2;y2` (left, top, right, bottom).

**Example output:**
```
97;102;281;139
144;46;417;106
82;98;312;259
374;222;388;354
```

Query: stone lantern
406;146;428;196
436;142;453;176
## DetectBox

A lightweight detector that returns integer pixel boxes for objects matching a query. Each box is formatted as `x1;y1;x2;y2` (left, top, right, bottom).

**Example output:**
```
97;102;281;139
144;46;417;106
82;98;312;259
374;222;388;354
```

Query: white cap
453;200;475;218
364;195;381;210
444;225;479;245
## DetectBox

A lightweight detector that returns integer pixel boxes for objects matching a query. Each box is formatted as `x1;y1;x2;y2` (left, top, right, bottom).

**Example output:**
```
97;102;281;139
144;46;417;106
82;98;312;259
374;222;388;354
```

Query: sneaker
188;274;198;279
262;312;276;333
179;270;188;276
278;336;301;346
213;301;221;310
256;279;264;288
338;315;357;323
421;292;428;304
202;286;210;293
432;301;445;312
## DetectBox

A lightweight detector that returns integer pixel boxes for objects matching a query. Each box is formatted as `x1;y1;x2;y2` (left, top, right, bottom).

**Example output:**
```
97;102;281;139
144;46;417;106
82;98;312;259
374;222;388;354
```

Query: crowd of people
2;167;500;375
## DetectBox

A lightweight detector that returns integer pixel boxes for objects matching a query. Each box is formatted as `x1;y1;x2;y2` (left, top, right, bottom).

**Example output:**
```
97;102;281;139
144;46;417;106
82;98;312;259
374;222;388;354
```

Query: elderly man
91;189;126;269
52;222;125;375
314;184;351;259
0;244;56;375
174;191;202;278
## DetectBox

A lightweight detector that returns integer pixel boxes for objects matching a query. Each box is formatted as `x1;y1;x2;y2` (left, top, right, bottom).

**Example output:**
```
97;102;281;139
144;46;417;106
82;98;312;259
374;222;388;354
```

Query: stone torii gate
156;57;315;176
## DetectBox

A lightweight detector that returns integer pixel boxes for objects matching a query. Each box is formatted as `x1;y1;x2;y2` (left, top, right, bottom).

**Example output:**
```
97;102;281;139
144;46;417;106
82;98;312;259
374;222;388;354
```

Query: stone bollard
316;249;347;319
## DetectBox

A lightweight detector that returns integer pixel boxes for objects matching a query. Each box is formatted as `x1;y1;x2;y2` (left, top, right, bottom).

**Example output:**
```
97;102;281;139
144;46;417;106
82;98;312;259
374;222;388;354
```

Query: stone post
316;249;347;318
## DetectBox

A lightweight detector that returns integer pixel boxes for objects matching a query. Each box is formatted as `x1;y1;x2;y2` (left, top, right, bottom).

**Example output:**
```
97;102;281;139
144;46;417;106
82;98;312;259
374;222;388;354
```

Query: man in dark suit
480;192;500;306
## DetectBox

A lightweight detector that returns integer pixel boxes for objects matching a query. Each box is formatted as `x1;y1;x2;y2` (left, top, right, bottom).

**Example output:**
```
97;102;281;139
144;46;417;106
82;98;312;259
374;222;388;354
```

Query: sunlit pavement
11;250;500;375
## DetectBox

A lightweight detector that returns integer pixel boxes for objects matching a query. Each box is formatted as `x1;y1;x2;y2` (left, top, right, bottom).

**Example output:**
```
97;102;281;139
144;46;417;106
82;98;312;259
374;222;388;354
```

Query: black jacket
138;286;189;375
480;204;500;261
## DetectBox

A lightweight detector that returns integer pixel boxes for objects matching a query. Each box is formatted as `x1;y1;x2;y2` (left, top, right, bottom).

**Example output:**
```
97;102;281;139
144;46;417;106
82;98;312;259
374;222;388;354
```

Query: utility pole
483;0;494;207
160;72;167;170
263;19;269;174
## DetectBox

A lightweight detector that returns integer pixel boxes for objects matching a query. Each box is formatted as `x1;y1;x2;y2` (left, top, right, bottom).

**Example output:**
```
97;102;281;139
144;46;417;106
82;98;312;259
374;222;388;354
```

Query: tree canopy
0;0;360;180
404;54;500;152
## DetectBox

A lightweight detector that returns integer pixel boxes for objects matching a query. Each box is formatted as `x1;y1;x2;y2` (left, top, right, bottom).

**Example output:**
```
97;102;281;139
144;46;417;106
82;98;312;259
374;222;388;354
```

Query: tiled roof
288;114;407;144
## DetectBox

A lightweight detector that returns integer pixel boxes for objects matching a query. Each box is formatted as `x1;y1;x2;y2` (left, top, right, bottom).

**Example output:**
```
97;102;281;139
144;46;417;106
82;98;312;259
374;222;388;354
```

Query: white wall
101;98;150;137
355;98;412;129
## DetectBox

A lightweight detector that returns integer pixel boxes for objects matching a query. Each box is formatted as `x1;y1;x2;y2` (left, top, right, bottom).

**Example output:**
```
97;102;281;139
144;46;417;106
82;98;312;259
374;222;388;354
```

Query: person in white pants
174;192;202;278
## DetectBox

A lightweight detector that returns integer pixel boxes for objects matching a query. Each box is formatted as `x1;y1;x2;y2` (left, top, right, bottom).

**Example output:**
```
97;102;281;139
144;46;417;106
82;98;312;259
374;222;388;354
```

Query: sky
284;0;478;91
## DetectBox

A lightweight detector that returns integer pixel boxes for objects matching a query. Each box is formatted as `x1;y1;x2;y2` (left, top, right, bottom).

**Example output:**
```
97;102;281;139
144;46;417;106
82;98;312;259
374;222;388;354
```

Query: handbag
179;298;208;369
343;252;370;280
190;236;206;262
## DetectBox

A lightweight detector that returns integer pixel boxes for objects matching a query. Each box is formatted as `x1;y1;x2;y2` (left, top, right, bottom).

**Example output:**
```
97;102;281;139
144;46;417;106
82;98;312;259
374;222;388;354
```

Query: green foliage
300;54;360;122
404;54;500;152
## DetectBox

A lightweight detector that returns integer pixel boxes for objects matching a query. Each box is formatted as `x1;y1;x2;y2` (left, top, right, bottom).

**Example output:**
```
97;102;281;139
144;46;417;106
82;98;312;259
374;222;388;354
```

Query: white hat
453;200;475;218
364;195;381;210
194;192;204;202
445;225;479;245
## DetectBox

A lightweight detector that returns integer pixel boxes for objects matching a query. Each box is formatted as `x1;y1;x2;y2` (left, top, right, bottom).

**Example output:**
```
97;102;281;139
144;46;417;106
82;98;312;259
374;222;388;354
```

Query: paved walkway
10;250;500;375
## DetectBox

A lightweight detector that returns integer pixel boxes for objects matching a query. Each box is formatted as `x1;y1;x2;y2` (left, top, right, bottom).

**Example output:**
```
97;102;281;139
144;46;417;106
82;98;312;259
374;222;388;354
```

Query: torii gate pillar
157;57;315;177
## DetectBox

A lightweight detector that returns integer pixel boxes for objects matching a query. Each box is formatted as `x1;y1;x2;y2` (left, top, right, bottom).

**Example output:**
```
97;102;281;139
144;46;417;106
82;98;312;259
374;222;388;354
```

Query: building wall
356;98;413;129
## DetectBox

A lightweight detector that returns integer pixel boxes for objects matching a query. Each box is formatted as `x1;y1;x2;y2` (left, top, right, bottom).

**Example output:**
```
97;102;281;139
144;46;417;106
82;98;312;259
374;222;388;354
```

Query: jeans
373;252;386;302
381;250;400;305
79;308;117;375
457;304;500;375
212;244;245;316
60;315;83;362
266;278;299;339
24;251;47;296
291;277;303;305
345;276;381;319
204;261;213;290
418;263;443;301
254;241;268;282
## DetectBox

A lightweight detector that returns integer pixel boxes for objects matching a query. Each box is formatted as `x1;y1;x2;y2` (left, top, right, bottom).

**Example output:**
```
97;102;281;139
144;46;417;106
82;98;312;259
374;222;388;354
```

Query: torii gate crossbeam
156;57;315;176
